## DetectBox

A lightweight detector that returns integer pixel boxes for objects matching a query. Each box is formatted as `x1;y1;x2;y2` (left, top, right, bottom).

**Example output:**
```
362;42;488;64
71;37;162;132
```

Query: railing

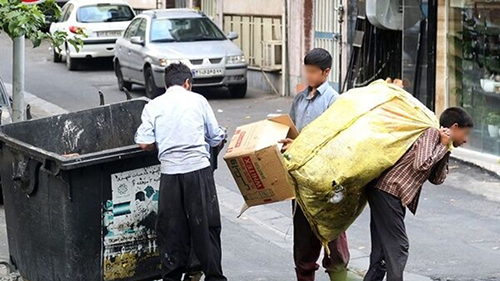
223;14;283;68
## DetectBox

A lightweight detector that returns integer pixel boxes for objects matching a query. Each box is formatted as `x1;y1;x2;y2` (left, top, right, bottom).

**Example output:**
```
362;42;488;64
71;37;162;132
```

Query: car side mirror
131;36;144;46
227;32;238;40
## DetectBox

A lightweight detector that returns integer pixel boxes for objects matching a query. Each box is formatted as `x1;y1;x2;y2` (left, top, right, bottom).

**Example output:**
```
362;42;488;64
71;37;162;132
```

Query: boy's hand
278;138;294;152
439;127;452;146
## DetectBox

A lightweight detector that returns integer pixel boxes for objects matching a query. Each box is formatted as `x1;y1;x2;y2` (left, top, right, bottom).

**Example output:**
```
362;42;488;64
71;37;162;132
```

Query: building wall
199;0;285;94
127;0;163;10
222;0;283;16
288;0;307;94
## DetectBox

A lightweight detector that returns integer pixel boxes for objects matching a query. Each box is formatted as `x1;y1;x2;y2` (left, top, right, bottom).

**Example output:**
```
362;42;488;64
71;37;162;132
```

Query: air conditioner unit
366;0;421;30
262;41;283;71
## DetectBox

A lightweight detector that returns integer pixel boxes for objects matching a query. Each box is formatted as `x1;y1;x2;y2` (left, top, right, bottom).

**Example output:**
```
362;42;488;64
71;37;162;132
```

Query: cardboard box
223;115;299;214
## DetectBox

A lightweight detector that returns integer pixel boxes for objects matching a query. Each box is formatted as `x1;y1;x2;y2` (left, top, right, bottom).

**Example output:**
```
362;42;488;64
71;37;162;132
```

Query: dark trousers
293;201;350;281
364;187;409;281
157;167;227;281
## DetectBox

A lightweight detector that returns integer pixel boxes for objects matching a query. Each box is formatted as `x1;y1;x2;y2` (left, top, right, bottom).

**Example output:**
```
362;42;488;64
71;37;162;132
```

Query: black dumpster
0;99;162;281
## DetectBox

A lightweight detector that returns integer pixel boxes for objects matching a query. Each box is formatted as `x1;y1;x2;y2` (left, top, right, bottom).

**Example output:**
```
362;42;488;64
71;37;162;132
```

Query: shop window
448;0;500;155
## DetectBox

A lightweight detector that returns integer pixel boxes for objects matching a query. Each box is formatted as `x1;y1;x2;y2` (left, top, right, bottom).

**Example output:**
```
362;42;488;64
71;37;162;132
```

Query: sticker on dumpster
103;165;161;280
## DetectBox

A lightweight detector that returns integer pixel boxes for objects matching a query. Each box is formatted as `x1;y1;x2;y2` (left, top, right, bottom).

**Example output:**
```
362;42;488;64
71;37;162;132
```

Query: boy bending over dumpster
280;48;350;281
135;63;227;281
364;107;473;281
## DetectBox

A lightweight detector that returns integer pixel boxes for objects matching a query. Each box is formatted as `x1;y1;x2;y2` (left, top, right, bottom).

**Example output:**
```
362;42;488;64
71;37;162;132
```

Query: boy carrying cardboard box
280;48;349;281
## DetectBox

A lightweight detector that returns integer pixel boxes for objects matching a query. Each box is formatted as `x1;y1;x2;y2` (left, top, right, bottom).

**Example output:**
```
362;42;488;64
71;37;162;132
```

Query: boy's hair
164;63;192;88
440;107;474;128
304;48;332;71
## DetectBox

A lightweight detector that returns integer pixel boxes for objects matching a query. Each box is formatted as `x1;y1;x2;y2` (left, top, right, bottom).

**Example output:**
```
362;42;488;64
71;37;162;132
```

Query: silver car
113;9;248;98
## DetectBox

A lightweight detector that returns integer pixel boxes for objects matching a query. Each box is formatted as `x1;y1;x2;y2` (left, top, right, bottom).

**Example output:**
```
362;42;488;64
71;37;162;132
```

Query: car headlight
159;58;181;67
226;55;245;64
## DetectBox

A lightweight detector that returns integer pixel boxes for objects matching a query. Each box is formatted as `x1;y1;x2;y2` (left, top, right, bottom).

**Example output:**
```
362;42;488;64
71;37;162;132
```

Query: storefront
445;0;500;155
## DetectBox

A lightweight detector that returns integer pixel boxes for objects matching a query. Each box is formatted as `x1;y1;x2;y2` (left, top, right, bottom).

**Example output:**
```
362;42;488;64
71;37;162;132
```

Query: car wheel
115;61;132;91
53;47;62;63
229;81;247;98
144;66;163;99
66;47;79;71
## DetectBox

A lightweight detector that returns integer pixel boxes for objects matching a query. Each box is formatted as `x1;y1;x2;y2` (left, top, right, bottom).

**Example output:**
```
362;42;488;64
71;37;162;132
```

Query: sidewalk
0;88;434;281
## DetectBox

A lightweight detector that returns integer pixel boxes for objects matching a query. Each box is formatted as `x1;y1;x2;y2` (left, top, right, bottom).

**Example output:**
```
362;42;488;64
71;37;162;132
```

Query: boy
364;107;473;281
135;63;227;281
281;48;349;281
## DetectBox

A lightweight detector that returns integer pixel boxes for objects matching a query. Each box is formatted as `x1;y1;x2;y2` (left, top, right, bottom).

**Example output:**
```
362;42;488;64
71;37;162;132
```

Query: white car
50;0;135;70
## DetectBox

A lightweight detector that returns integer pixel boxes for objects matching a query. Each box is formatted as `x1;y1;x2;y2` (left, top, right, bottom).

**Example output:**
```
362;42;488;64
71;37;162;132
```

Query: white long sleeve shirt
135;85;226;174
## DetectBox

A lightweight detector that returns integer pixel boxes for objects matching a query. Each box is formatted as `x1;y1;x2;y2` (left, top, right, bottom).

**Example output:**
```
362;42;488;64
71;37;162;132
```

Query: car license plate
96;31;122;37
193;68;224;77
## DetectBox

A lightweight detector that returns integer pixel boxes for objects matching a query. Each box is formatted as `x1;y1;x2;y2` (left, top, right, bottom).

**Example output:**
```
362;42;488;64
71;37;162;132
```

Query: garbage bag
284;80;439;245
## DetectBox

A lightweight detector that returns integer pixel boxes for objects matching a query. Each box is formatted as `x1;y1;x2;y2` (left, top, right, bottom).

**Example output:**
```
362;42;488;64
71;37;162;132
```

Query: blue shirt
135;85;226;174
289;81;339;132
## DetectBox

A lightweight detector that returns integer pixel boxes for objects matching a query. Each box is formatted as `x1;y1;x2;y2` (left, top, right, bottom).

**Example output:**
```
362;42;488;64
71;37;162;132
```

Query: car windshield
150;17;226;43
76;4;134;23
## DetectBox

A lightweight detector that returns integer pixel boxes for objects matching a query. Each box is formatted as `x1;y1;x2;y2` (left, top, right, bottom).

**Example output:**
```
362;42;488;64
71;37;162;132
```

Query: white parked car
113;9;248;98
50;0;135;70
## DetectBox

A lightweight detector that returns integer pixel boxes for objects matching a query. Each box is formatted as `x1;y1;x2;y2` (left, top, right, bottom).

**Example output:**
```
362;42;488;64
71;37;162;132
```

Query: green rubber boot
327;269;348;281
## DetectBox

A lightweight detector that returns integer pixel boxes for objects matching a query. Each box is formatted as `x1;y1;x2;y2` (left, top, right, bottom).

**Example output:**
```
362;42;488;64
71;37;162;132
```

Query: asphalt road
0;35;499;281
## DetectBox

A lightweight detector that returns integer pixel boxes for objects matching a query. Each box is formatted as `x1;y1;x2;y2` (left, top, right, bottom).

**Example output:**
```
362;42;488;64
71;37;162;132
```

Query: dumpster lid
0;98;154;170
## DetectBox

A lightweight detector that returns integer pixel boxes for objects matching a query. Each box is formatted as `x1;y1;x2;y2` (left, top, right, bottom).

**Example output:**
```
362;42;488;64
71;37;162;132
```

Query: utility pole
12;35;25;122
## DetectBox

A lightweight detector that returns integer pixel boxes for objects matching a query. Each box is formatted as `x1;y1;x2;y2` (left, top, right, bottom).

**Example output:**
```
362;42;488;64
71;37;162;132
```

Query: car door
118;18;142;79
128;18;147;83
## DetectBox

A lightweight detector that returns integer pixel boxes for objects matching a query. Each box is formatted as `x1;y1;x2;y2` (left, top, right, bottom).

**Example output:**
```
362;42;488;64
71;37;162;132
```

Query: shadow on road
76;57;114;72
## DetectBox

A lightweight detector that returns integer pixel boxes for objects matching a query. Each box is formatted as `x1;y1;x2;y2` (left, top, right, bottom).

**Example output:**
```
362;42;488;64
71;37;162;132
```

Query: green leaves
0;0;83;52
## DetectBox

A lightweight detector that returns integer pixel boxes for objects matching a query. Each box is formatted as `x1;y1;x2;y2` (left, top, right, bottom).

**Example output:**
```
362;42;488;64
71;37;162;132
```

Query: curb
4;83;69;119
451;147;500;177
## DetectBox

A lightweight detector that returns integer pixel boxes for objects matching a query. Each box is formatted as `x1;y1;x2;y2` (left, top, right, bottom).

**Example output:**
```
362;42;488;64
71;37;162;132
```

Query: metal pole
337;1;344;93
12;35;25;122
282;0;289;96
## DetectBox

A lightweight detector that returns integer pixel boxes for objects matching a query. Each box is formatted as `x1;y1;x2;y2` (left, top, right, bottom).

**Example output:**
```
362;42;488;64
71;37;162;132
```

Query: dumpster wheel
0;261;13;275
0;260;23;281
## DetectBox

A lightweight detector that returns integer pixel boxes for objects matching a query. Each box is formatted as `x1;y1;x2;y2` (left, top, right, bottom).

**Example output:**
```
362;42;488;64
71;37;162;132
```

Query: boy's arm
413;128;449;172
203;99;226;147
429;152;451;185
135;103;156;151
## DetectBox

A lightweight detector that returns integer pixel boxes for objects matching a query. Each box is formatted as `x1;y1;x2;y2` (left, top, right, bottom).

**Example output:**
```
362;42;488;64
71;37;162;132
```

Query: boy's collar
306;80;329;98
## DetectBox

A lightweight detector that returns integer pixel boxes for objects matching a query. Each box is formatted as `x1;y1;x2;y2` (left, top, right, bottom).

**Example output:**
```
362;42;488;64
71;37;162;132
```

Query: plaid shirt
375;128;451;214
